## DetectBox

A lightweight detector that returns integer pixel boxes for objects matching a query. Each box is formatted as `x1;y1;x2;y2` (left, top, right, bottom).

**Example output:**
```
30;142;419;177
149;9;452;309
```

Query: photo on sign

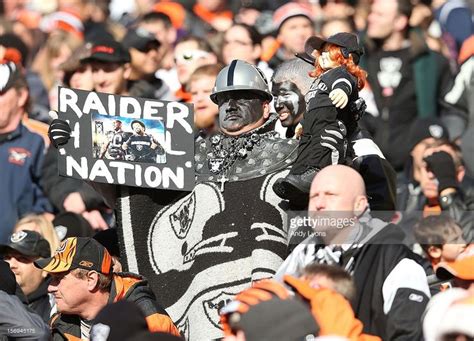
91;113;166;164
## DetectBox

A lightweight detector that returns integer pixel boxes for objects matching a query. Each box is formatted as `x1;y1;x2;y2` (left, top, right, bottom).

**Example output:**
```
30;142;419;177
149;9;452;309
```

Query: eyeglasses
174;50;210;64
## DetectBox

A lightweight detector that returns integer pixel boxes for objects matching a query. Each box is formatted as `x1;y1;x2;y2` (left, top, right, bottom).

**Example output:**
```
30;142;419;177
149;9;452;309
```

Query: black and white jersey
125;134;156;162
107;130;126;160
306;66;358;111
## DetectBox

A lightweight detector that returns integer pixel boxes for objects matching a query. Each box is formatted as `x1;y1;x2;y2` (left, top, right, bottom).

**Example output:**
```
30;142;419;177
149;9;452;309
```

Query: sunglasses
174;50;210;64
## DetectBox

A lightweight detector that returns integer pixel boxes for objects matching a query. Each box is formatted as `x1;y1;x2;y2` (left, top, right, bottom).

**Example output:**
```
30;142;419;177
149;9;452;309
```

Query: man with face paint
272;58;314;138
48;59;299;339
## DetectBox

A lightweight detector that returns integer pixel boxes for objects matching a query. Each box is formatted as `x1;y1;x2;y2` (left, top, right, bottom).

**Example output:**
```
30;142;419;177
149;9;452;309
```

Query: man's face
309;173;358;213
113;121;122;131
91;61;129;95
130;42;161;76
217;91;267;136
367;0;398;40
174;41;214;85
0;87;22;131
190;75;218;129
222;26;260;65
4;251;45;296
132;123;145;135
272;81;305;127
277;16;314;55
48;270;90;315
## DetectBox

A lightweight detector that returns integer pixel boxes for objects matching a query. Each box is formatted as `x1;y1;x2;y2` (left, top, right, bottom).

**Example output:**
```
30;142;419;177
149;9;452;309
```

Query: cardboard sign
57;87;195;191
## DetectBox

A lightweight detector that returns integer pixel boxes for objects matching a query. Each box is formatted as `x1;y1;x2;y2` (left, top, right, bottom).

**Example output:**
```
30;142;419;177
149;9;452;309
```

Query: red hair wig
309;43;367;90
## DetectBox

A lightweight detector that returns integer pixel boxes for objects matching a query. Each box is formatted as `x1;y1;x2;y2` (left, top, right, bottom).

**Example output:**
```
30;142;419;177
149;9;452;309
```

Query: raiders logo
429;124;444;139
203;291;238;329
136;145;143;151
170;192;196;239
10;231;27;243
208;158;225;174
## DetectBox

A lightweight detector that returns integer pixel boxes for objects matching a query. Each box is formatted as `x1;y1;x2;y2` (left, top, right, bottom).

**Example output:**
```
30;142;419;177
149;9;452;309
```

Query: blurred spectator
173;36;218;102
188;0;233;37
138;12;178;73
434;295;474;341
0;61;52;243
443;37;474;176
42;41;111;231
432;0;474;61
320;17;356;38
34;237;180;338
0;32;50;122
0;260;50;340
265;2;314;70
0;230;54;322
31;30;82;106
13;213;61;255
122;27;172;100
400;141;474;243
414;215;466;269
188;64;222;139
360;0;455;172
276;165;430;340
301;263;356;301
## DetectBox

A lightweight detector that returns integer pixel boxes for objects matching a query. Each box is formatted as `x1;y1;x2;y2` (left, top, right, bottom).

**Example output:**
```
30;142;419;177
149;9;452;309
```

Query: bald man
276;165;430;341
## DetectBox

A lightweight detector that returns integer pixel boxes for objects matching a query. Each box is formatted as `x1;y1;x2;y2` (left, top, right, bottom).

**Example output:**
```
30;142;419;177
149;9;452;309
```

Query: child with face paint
273;32;367;204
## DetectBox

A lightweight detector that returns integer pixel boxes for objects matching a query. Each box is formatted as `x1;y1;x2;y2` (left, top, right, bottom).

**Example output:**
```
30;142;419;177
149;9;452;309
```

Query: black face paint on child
272;81;305;127
217;91;265;133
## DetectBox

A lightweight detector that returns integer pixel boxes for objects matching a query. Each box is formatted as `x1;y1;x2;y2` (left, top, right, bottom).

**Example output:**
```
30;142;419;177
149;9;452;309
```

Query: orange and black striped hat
34;237;112;275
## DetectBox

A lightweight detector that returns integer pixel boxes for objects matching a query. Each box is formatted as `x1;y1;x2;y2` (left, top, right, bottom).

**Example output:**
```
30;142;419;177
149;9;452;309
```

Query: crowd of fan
1;0;474;340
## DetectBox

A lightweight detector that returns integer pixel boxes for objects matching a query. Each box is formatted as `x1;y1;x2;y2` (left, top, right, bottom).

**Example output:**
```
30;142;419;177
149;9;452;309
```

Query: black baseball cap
408;117;450;151
122;28;160;52
34;237;113;275
131;120;145;129
0;230;51;258
305;32;364;64
81;38;131;64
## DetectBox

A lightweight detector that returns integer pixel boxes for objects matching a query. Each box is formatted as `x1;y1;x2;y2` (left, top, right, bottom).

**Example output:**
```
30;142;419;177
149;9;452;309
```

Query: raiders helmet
210;60;273;104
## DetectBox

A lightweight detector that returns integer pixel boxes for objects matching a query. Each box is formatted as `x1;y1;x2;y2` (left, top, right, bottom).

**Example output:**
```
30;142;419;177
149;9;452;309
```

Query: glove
48;119;71;148
329;88;349;108
423;151;458;192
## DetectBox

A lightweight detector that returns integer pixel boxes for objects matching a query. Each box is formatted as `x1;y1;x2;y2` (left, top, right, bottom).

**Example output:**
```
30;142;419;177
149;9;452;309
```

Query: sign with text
57;87;195;191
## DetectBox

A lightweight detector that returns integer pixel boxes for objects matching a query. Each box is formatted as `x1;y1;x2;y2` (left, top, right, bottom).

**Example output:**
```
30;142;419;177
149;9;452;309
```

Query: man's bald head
309;165;367;214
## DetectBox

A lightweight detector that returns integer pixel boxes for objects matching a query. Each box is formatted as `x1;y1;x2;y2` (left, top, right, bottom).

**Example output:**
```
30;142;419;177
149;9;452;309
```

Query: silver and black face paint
272;81;305;127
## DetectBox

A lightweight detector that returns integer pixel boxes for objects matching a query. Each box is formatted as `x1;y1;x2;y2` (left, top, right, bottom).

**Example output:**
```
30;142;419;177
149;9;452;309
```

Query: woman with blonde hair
14;214;60;256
